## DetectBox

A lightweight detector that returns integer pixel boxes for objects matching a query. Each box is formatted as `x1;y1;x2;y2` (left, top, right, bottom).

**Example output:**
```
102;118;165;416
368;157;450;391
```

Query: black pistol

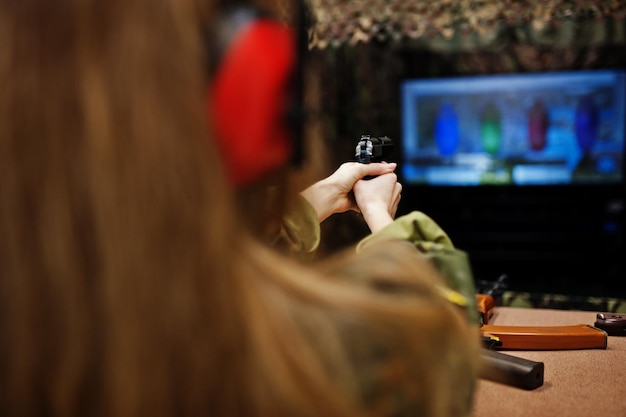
355;135;394;164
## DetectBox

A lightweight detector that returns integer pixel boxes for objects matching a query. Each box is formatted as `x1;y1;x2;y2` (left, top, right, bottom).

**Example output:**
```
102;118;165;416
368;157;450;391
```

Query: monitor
400;70;626;186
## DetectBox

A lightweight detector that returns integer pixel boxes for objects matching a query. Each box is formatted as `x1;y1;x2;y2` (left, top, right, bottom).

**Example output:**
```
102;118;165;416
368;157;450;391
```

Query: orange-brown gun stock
476;293;495;325
480;323;608;350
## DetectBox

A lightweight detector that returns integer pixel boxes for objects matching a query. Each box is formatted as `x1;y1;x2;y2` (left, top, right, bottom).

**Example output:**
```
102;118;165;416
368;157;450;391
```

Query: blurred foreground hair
0;1;479;417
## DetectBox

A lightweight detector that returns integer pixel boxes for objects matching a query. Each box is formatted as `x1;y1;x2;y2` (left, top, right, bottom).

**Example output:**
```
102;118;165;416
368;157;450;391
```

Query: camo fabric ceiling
307;0;626;51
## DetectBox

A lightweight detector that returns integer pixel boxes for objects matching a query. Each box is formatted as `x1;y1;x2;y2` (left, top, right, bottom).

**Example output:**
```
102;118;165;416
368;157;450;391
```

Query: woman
0;1;480;417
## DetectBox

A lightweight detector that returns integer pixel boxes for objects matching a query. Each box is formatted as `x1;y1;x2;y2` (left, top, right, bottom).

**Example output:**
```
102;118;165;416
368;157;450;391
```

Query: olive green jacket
357;211;478;321
278;199;479;416
279;198;478;321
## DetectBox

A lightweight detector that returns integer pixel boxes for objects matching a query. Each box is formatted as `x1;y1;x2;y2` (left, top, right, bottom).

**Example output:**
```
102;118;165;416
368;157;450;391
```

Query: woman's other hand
353;172;402;233
300;162;397;223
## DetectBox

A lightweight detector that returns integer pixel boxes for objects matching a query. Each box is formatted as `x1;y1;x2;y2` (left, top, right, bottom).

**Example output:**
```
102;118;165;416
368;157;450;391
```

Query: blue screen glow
401;70;626;186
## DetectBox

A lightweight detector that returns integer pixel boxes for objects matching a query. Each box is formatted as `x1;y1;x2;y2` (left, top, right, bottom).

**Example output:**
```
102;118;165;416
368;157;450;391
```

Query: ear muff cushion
210;19;296;186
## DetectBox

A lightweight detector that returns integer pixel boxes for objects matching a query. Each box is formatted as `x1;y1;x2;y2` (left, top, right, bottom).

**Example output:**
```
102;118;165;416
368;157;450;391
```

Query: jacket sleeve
357;211;479;323
270;195;321;258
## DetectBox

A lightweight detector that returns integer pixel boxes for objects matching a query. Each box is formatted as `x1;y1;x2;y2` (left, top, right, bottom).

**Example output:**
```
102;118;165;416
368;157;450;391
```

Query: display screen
401;70;626;185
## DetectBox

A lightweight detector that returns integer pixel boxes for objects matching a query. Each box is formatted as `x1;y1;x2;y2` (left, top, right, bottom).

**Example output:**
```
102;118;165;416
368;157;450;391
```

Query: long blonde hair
0;1;479;416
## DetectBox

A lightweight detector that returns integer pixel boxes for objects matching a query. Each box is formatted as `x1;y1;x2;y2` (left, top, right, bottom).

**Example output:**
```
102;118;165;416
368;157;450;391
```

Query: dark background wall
308;36;626;300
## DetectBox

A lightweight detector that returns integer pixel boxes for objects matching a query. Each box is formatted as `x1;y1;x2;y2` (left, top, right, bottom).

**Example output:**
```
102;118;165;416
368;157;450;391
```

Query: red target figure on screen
528;99;549;151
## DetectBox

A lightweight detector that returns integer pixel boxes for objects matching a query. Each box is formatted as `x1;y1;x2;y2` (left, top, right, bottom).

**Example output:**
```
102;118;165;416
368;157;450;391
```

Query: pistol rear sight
355;135;394;164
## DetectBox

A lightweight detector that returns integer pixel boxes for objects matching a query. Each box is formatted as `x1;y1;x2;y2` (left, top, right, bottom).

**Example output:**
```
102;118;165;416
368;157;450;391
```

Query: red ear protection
209;9;298;187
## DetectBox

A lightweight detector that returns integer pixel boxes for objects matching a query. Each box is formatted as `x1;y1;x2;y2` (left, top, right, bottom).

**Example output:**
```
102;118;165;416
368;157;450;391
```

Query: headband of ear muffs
208;7;299;187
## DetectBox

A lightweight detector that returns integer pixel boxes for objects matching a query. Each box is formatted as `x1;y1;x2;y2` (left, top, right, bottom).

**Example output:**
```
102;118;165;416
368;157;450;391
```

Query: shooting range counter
473;307;626;417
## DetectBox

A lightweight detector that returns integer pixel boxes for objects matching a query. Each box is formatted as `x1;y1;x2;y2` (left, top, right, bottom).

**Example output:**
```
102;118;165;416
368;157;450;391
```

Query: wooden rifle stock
480;323;608;350
476;294;495;325
475;294;608;350
474;292;606;392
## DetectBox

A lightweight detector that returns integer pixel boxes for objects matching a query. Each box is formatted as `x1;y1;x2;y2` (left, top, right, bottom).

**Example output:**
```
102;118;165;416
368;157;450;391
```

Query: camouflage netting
307;0;626;51
303;0;626;170
304;3;626;292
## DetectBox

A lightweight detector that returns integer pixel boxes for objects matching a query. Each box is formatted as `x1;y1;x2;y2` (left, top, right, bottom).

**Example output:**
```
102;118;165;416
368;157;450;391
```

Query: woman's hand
353;172;402;233
300;162;397;223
